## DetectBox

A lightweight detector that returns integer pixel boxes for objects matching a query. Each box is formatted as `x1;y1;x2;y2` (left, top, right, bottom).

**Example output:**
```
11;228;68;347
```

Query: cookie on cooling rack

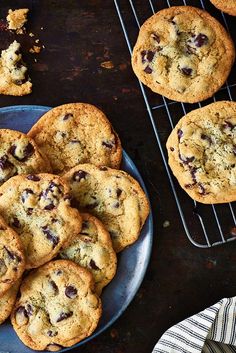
131;6;235;103
59;213;117;295
11;260;102;351
209;0;236;16
0;129;51;185
166;101;236;203
0;279;21;325
0;174;82;269
0;216;25;296
28;103;122;174
64;164;150;252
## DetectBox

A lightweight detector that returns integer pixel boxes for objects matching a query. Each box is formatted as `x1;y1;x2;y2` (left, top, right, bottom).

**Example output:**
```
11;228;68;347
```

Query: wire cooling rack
114;0;236;248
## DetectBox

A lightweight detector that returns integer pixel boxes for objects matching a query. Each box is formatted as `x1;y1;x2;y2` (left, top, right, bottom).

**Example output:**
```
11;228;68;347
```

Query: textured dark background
0;1;236;352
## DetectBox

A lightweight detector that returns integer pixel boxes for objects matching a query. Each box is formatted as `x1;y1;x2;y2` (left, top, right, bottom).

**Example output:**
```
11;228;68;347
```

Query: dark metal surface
0;1;236;353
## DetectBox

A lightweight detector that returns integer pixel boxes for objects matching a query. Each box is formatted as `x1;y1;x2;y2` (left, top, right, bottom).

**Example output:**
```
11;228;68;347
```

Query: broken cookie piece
7;9;29;33
0;41;32;96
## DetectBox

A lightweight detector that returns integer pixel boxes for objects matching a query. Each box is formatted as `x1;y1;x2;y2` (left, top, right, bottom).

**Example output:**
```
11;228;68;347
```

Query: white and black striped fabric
152;298;236;353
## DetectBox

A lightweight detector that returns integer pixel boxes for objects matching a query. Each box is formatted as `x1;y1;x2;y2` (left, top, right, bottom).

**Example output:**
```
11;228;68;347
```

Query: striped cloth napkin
152;298;236;353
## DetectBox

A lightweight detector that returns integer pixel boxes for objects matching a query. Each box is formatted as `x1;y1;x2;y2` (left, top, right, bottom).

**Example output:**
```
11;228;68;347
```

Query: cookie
64;164;150;252
11;260;102;351
0;173;82;269
0;129;51;186
0;279;21;325
131;6;235;103
0;41;32;96
209;0;236;16
59;213;117;295
28;103;122;174
7;9;29;32
166;101;236;204
0;216;25;296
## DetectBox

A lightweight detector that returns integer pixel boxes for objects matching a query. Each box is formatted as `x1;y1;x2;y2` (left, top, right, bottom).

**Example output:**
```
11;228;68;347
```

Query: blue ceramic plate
0;105;153;353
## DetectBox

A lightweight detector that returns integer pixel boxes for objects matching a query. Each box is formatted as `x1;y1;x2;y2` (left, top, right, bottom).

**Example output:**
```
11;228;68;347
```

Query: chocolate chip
4;246;21;262
144;65;152;74
177;129;183;141
116;188;122;197
0;155;14;170
9;143;34;162
47;330;58;337
42;226;59;248
223;120;235;130
99;166;108;171
27;175;40;181
233;145;236;156
73;170;88;182
90;259;99;270
55;270;63;275
26;208;33;215
179;154;195;165
102;141;115;149
56;311;73;322
44;203;55;210
26;304;33;316
63;113;73;120
141;50;155;63
194;33;208;47
65;285;77;299
201;134;212;144
151;33;160;43
190;167;197;184
49;280;59;294
14;79;27;85
16;306;28;318
113;202;120;208
86;201;99;209
170;147;175;152
21;188;34;203
198;183;206;195
70;139;80;144
11;217;20;228
181;67;192;76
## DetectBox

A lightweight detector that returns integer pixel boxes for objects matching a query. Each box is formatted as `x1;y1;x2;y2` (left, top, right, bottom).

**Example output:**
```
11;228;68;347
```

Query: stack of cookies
131;5;236;204
0;103;150;351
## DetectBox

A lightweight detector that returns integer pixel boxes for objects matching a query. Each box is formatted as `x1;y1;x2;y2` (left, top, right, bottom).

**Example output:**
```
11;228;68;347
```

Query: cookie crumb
100;60;114;69
163;220;170;228
7;8;29;32
35;39;40;43
29;45;41;54
0;40;32;96
29;32;35;37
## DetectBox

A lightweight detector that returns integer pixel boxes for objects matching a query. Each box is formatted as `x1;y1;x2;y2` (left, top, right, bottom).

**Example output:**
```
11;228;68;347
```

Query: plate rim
0;104;154;352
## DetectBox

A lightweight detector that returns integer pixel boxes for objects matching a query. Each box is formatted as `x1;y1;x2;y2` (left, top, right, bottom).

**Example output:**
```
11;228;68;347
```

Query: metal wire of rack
114;0;236;248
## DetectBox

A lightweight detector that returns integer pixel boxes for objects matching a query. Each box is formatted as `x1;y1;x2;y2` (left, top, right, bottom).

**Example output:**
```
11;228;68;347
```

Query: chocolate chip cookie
131;6;235;103
0;279;20;325
166;101;236;203
11;260;102;351
0;41;32;96
7;9;29;32
0;216;25;296
210;0;236;16
64;164;150;252
59;213;117;295
28;103;122;174
0;174;82;269
0;129;51;186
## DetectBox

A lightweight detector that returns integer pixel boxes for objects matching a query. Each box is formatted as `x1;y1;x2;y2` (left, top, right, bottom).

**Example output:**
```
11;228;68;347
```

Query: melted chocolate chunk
151;33;160;43
9;143;34;162
56;311;73;322
42;226;59;248
73;170;88;182
90;259;99;270
21;188;34;203
198;183;206;195
63;113;73;120
47;330;58;337
179;154;195;165
194;33;208;47
26;208;33;215
102;141;115;149
65;285;77;299
233;145;236;156
170;147;175;152
201;134;212;144
223;120;235;130
4;246;21;262
26;304;33;316
11;217;20;228
14;78;27;85
190;167;197;184
141;50;155;63
113;202;120;208
116;188;122;197
16;306;28;318
49;280;59;294
144;65;152;74
44;203;55;210
27;175;40;181
177;129;183;141
99;166;108;171
181;67;192;76
0;155;14;170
